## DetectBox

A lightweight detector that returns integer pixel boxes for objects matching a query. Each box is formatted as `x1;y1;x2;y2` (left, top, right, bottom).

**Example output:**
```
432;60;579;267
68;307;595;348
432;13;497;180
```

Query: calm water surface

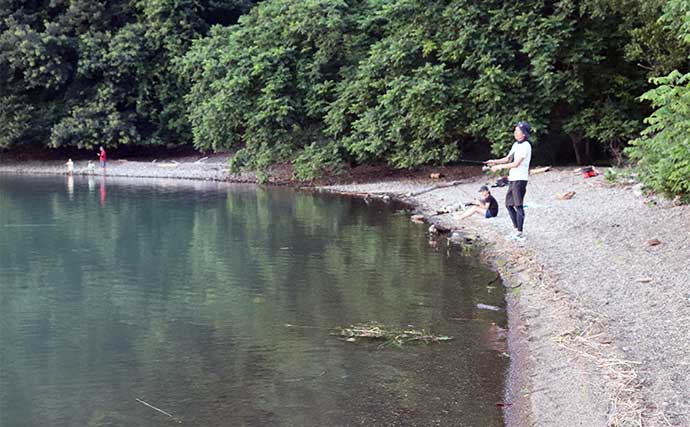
0;175;507;427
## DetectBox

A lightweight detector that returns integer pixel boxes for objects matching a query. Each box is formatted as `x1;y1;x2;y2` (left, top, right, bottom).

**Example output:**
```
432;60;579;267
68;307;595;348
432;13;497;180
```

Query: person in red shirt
98;146;107;170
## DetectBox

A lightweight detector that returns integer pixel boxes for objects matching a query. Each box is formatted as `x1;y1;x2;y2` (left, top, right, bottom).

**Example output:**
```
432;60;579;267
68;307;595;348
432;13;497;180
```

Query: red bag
581;166;598;178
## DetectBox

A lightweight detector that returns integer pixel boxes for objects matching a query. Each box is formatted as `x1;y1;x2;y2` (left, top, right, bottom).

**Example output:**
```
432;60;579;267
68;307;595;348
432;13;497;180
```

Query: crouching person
455;185;498;221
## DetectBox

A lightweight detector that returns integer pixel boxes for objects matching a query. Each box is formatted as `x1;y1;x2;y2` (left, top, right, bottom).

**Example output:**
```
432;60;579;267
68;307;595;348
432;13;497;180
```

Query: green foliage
181;0;664;177
603;166;637;185
325;0;554;163
583;0;687;76
625;0;690;200
564;101;642;165
181;0;351;174
292;140;344;181
3;0;689;190
49;85;142;149
0;1;256;150
0;96;35;149
627;71;690;199
183;0;541;173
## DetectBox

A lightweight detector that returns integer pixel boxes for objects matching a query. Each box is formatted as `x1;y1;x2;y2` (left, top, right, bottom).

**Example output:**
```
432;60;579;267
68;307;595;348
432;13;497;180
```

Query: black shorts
505;180;527;206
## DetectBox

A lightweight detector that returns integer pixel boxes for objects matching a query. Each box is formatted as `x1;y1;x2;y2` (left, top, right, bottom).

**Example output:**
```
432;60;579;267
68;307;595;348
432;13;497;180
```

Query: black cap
515;121;531;139
478;185;489;192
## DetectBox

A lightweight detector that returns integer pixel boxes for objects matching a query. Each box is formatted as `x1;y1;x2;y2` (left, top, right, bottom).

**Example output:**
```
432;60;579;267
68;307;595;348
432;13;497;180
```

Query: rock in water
476;303;502;312
411;214;425;223
449;231;464;243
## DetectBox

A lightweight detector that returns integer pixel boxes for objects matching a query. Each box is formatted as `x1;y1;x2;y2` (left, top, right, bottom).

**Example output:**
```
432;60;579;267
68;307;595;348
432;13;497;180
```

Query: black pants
506;180;527;232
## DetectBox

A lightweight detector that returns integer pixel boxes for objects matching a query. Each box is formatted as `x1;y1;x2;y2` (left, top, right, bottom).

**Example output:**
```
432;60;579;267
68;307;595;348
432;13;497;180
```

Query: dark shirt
483;194;499;217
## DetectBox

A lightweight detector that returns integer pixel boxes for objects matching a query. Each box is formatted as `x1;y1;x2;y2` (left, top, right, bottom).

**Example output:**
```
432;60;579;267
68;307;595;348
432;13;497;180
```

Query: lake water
0;175;507;427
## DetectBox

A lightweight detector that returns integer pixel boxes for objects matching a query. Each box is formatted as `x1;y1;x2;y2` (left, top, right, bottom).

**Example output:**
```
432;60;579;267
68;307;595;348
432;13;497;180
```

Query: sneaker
507;232;526;242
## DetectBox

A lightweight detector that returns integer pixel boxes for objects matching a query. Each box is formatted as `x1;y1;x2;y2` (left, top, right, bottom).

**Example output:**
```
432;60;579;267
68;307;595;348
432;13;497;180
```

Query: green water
0;175;507;427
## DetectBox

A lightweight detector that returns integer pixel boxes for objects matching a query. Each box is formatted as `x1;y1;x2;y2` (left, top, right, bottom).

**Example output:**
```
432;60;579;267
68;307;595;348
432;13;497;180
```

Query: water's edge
336;191;531;427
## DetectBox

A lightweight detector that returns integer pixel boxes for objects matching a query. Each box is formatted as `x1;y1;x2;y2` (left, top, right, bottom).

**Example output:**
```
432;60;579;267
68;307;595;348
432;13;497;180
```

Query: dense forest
1;0;689;197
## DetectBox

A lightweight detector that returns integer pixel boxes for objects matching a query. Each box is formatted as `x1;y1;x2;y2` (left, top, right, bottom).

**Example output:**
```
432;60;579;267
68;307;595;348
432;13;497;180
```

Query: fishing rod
456;158;492;172
456;158;487;165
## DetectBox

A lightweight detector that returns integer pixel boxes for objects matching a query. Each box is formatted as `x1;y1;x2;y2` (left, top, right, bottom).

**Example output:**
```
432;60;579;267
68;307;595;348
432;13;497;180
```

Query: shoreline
320;170;690;427
0;155;264;183
2;159;688;426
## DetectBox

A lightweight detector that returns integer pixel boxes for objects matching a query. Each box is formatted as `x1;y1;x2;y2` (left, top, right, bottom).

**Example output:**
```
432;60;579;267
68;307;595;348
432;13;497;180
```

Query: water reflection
66;175;74;200
0;175;507;427
99;176;106;207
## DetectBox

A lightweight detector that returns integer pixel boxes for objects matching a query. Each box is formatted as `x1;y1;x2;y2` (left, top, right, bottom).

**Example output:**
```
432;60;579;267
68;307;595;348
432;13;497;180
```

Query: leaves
0;1;257;150
180;0;666;178
627;69;690;200
1;0;689;200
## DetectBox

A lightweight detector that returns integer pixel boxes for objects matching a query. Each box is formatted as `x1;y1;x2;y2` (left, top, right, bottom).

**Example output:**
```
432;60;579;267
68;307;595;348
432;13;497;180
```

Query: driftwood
556;191;576;200
530;166;551;175
157;160;179;168
135;398;175;419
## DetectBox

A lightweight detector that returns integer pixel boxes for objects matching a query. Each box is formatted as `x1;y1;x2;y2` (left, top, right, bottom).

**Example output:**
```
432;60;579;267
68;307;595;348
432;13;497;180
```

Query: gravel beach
2;158;688;426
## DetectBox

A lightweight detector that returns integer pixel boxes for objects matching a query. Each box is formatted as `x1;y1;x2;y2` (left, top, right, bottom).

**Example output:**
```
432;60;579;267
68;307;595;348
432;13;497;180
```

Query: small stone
646;238;662;246
632;183;644;197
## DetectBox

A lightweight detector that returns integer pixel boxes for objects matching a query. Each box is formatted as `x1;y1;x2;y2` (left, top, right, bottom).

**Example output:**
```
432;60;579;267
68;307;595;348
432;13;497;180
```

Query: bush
626;71;690;201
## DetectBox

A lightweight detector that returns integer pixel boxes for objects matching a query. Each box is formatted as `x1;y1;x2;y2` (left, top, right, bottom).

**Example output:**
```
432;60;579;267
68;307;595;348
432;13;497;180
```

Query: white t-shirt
508;140;531;181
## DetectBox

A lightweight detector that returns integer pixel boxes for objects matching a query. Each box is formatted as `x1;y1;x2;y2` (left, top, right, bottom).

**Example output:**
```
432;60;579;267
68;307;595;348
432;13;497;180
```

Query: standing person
98;146;107;171
486;121;532;241
65;158;74;175
455;185;498;221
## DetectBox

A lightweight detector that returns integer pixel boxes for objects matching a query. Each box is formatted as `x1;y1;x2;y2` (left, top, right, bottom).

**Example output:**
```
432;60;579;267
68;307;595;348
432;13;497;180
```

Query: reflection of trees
0;177;506;426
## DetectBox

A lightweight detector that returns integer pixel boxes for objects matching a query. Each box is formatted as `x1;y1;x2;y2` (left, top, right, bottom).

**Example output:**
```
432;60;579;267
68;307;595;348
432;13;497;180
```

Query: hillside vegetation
1;0;689;197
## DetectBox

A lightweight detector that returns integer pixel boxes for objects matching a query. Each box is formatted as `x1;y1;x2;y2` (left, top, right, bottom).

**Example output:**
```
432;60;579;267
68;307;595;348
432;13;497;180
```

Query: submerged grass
335;323;453;347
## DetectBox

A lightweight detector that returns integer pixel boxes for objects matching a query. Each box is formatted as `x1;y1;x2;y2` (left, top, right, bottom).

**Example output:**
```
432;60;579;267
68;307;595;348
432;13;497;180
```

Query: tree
182;0;662;176
180;0;354;179
0;1;256;150
625;0;690;200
